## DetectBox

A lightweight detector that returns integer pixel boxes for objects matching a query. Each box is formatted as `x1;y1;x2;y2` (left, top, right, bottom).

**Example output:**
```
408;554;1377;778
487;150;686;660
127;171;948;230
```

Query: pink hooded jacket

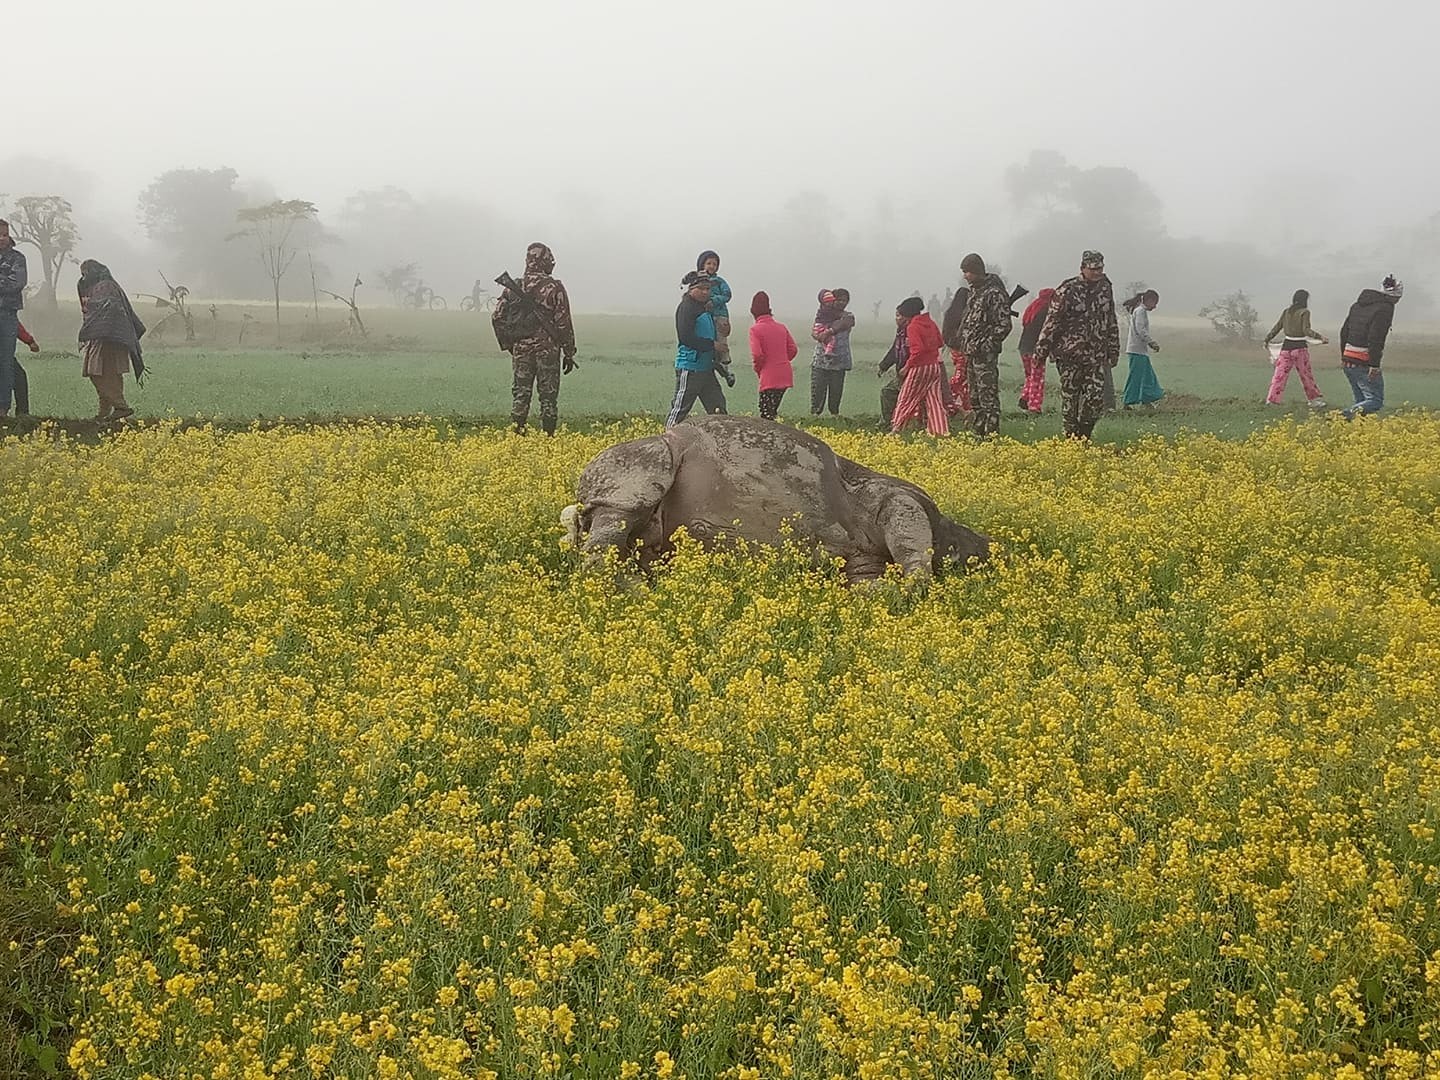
749;315;798;391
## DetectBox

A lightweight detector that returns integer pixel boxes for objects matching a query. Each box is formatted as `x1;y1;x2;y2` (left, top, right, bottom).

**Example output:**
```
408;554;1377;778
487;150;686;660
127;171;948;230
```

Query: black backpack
491;278;544;352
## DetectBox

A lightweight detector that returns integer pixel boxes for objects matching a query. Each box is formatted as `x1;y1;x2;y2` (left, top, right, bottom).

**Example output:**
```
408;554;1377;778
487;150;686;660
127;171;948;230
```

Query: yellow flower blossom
5;417;1440;1077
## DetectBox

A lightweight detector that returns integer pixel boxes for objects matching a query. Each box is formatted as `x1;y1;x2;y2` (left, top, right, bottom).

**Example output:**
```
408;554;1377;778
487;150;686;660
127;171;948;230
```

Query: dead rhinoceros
562;415;989;581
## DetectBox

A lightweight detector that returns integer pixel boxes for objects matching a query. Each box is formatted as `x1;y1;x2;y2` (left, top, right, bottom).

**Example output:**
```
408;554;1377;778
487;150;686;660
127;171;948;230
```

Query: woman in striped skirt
890;297;949;436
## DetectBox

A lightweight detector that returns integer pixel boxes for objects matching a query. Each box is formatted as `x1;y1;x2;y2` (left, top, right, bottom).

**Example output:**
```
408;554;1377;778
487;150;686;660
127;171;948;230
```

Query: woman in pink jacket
747;291;797;420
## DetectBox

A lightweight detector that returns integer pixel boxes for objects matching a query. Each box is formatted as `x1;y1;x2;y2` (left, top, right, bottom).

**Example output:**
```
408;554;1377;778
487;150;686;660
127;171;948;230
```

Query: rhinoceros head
933;517;991;572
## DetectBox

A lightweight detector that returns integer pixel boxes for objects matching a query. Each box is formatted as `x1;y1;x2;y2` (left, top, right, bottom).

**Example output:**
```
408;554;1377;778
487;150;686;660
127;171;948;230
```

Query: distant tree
2;195;78;309
1067;166;1163;234
1198;290;1260;341
341;186;421;223
228;199;319;332
138;167;255;295
1005;151;1162;233
377;262;421;304
1004;150;1076;213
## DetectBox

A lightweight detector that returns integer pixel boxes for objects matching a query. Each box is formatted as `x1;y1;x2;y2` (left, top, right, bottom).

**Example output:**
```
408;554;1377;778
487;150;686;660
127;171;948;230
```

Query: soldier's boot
541;416;557;437
512;416;528;435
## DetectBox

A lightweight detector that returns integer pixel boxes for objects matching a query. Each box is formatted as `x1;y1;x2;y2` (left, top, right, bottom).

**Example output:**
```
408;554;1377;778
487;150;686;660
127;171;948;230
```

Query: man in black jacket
1340;276;1403;418
666;272;727;428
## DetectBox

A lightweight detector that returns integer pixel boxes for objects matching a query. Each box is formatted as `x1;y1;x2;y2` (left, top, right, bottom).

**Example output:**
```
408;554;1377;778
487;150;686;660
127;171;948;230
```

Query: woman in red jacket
747;291;798;420
890;296;949;436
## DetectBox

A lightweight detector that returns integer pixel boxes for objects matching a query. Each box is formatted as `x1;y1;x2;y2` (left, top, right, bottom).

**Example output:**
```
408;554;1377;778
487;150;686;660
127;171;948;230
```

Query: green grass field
8;301;1440;441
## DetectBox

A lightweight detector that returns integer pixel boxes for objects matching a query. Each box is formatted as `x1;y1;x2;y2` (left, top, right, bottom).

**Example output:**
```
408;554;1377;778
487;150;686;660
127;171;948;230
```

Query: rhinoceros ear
559;504;582;547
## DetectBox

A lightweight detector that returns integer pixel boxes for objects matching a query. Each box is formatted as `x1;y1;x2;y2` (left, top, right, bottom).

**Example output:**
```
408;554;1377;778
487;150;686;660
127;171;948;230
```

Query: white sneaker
1309;399;1327;409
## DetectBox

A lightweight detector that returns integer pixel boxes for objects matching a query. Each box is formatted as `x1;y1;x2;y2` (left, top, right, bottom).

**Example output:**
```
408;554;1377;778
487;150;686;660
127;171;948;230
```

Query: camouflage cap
1081;250;1105;268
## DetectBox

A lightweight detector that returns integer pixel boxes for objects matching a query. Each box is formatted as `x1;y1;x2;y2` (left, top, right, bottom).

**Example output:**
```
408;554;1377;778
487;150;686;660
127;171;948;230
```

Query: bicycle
458;282;497;313
400;283;447;311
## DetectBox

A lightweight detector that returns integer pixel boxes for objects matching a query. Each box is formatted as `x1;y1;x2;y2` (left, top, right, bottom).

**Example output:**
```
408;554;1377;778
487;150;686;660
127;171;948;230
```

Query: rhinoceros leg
875;491;939;578
576;434;678;562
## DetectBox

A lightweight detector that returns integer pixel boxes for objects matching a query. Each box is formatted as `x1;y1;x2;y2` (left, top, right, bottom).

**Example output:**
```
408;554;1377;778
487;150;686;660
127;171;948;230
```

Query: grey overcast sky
8;0;1440;246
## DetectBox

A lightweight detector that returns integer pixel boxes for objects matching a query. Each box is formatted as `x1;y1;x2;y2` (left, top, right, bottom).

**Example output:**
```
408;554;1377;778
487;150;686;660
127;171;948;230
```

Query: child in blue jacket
667;272;729;427
696;250;735;386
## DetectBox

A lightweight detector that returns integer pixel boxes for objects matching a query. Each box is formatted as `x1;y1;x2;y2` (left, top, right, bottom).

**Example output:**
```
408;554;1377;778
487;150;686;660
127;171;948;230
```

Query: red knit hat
750;291;771;317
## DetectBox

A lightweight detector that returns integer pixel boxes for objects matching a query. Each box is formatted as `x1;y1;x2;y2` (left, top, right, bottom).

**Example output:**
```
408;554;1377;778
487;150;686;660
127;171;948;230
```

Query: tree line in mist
3;150;1434;326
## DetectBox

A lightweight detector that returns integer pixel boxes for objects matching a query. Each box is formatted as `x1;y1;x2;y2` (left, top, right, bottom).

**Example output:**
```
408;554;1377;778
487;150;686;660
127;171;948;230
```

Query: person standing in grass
890;296;949;436
1034;250;1119;440
1016;287;1054;414
77;260;146;422
493;242;578;436
11;320;40;416
877;304;910;431
957;253;1013;437
810;288;856;415
1121;289;1164;409
1262;289;1328;408
747;291;797;420
1339;276;1403;419
696;250;736;387
0;219;27;418
667;272;727;427
940;288;971;417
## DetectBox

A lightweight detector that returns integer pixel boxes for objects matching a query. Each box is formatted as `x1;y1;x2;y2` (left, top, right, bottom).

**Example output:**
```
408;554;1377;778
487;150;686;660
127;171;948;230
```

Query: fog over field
6;0;1439;321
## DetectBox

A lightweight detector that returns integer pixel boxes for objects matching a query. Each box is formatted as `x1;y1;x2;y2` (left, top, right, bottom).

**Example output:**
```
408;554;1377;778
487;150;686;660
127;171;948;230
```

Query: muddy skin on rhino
563;415;989;582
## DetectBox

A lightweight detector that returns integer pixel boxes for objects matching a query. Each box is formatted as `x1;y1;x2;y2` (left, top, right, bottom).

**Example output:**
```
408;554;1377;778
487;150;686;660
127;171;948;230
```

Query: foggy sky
8;0;1440;292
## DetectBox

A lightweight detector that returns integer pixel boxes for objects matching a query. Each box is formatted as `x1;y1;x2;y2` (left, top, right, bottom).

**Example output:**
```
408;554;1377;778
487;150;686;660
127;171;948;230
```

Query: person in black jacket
666;272;727;428
0;219;27;419
1339;276;1403;418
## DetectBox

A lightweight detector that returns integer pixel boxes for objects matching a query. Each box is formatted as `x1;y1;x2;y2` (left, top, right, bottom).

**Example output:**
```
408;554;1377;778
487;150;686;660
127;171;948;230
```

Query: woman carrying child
810;288;855;415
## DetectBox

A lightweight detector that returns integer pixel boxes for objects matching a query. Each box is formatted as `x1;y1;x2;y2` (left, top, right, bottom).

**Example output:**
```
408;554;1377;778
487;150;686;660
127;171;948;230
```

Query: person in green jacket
1263;289;1328;407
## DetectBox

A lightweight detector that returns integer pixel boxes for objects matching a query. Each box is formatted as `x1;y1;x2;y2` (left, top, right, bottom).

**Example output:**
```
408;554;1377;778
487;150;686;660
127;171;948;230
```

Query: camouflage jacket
1034;274;1119;368
495;271;576;357
958;274;1013;355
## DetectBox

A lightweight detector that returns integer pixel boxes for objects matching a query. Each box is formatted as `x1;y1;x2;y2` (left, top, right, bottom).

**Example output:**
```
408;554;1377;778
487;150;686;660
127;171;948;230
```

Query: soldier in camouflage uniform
956;253;1013;437
493;242;577;435
1034;250;1119;440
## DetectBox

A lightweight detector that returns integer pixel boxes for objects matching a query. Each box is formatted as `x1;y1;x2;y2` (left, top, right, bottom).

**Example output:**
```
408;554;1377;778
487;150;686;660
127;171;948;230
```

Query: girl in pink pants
1263;289;1328;407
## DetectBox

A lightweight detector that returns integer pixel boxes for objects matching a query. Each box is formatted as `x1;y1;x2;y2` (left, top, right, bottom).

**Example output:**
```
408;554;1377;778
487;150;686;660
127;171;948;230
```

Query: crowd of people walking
0;224;1409;434
628;245;1406;438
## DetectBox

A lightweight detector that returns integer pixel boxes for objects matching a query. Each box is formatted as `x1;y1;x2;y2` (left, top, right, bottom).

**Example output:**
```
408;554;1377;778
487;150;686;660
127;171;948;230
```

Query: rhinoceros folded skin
570;415;989;581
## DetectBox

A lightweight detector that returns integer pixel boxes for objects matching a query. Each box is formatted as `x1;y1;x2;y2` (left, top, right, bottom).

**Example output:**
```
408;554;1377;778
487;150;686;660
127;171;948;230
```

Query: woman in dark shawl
77;260;145;421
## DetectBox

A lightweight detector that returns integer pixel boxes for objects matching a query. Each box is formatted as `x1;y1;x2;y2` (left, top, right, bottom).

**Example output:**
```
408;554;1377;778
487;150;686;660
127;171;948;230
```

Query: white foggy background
4;0;1438;323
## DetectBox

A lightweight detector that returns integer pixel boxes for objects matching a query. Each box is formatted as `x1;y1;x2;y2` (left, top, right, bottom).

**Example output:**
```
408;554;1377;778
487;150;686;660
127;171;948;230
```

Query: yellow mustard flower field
4;418;1440;1080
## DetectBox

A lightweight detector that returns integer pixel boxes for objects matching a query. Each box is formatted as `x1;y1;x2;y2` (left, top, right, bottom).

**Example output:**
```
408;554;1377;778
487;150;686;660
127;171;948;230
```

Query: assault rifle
494;271;578;370
1007;283;1029;318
